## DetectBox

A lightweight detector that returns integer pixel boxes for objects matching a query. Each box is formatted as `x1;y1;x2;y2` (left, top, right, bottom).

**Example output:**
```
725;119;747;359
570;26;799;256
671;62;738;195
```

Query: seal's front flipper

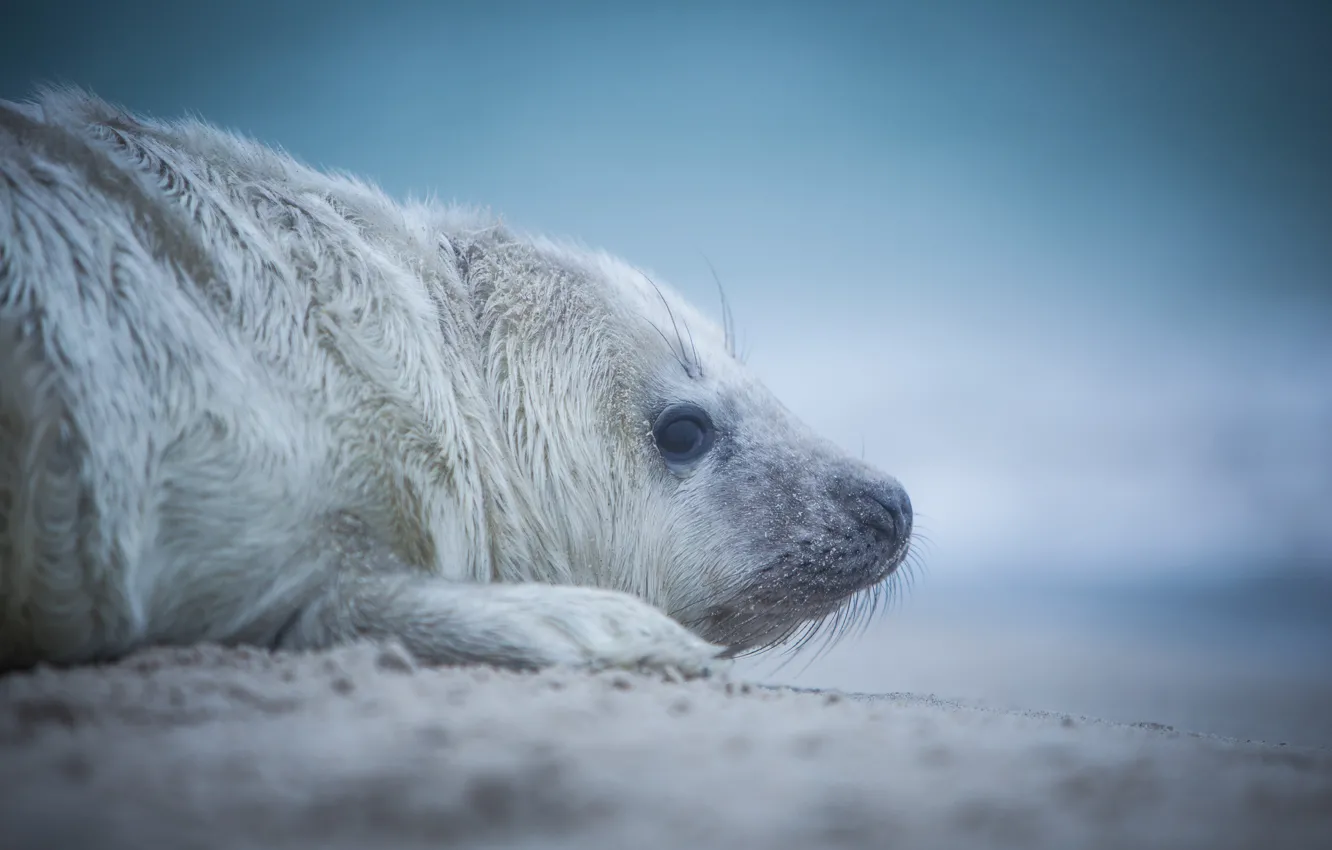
276;572;726;678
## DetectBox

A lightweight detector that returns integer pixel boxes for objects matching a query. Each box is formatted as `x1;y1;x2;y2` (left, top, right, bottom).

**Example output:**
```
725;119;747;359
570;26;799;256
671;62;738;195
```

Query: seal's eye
652;403;716;466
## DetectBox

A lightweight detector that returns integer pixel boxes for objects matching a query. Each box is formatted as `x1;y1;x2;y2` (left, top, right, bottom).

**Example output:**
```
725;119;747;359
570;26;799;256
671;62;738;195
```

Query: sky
4;0;1330;589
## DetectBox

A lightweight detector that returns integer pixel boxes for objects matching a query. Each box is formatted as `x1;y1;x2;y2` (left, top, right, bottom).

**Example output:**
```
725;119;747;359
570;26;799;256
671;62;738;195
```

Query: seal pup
0;89;913;675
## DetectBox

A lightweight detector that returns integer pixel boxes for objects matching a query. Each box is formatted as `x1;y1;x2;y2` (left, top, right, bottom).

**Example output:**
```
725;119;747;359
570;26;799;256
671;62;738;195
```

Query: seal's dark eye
652;403;716;466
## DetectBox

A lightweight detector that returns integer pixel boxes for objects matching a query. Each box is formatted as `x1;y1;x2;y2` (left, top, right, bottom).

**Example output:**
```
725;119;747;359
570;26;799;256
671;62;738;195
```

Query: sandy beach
2;640;1329;850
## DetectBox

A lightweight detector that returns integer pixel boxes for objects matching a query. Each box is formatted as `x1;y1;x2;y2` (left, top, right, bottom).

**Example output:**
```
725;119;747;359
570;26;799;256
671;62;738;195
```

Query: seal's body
0;90;912;674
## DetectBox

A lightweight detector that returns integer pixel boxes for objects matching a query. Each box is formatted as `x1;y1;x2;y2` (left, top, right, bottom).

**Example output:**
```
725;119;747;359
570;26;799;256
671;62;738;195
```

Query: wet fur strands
0;89;913;675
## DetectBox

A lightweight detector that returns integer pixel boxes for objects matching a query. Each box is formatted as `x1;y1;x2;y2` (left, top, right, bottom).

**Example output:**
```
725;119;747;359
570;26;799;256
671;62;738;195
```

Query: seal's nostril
895;486;913;534
866;481;912;543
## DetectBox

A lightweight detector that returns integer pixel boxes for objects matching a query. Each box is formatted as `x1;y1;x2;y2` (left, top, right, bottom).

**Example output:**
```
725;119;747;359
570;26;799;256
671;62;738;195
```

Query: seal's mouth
681;537;913;658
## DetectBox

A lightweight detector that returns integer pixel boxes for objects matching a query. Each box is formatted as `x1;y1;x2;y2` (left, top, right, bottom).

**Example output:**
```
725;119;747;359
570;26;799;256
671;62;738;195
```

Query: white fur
0;88;909;674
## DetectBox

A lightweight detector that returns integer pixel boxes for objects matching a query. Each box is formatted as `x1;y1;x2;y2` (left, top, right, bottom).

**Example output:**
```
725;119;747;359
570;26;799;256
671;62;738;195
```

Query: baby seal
0;89;913;675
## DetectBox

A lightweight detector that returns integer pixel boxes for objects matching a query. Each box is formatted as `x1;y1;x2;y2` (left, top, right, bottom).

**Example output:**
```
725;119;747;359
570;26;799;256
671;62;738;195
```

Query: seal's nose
863;479;913;547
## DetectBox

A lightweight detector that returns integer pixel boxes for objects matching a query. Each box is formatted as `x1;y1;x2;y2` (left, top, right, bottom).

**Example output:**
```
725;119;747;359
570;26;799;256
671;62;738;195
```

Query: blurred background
4;0;1329;746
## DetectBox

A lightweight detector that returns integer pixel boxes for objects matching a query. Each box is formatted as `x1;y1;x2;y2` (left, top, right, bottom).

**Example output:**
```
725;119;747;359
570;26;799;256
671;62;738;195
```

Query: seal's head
468;232;912;656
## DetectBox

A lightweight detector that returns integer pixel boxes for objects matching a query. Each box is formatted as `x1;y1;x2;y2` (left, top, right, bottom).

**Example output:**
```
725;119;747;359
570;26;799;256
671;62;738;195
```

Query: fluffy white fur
0;89;910;674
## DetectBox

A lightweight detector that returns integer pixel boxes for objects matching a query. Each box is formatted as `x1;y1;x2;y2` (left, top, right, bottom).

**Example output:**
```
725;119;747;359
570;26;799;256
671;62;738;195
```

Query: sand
2;641;1329;850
